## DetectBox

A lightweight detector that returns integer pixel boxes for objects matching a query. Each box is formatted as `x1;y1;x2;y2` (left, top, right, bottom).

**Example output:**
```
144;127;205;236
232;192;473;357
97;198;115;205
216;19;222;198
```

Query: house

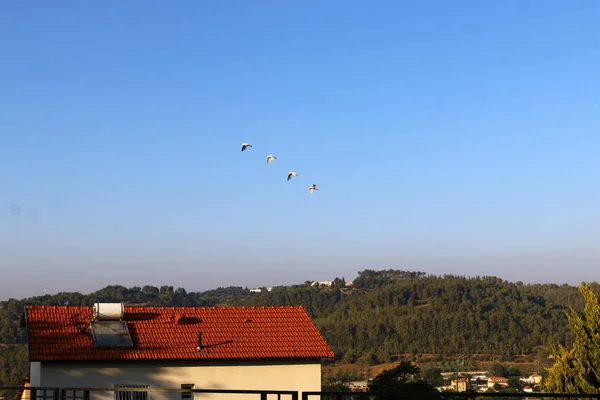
449;377;469;392
469;375;489;392
310;281;333;287
347;381;368;392
487;377;509;389
21;303;334;400
521;373;542;385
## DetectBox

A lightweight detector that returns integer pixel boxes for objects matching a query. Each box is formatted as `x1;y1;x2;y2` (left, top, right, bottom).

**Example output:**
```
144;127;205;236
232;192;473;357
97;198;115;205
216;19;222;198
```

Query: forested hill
247;272;595;364
1;270;599;388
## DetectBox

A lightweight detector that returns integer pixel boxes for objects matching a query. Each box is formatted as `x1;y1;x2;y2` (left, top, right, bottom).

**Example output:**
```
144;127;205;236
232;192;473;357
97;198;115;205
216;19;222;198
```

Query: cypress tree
542;284;600;393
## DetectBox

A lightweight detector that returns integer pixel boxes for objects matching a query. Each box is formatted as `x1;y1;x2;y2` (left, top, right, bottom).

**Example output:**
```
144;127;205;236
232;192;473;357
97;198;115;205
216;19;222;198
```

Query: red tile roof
24;305;334;361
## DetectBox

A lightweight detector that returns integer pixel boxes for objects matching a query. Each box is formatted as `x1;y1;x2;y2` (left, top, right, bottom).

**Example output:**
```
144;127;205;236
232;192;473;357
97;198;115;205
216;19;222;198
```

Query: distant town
345;371;543;393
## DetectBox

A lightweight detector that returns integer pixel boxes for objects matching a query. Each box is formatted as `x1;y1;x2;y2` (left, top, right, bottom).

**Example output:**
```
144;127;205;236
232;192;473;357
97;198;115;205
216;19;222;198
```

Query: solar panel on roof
90;321;134;348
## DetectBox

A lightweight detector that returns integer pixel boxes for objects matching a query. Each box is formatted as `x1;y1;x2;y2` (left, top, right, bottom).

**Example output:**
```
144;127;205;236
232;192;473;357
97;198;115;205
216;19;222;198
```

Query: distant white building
311;281;333;287
347;381;368;392
249;287;273;293
521;373;542;385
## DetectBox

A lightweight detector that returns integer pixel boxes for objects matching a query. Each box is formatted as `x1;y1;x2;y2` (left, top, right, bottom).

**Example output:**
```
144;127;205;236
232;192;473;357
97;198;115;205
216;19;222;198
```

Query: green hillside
246;270;596;364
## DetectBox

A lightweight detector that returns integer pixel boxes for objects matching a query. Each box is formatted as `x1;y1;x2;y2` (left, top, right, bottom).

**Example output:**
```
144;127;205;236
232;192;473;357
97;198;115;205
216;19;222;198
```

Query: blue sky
1;1;599;299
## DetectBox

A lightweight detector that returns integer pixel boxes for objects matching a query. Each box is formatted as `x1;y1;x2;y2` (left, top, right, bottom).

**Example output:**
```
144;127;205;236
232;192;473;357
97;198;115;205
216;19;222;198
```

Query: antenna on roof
197;332;208;355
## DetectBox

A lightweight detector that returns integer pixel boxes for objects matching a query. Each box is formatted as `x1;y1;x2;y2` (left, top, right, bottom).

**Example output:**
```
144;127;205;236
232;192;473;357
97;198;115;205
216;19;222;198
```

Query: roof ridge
27;304;307;310
123;305;305;310
27;305;91;309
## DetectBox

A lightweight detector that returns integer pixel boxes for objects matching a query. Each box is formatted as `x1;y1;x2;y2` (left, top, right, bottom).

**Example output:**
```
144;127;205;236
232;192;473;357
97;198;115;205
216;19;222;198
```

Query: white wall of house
33;359;322;400
30;362;41;387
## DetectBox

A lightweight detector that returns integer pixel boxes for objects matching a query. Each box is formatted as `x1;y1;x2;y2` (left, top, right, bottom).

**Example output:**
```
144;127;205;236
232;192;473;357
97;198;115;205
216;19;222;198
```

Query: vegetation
421;366;444;387
488;363;523;378
541;284;600;393
247;270;595;364
0;345;28;395
1;270;599;395
367;361;434;399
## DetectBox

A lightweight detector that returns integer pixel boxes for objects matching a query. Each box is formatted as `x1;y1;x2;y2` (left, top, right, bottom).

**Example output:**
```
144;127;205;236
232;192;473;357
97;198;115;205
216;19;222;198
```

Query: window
181;384;195;400
114;385;149;400
59;390;86;400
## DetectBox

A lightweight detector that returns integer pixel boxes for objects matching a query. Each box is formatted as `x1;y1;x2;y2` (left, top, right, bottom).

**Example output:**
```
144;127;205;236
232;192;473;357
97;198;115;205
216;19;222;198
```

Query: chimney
197;332;203;351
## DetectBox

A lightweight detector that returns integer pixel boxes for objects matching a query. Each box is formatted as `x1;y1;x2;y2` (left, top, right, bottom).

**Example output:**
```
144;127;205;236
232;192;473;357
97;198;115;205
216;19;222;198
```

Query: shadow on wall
142;366;300;400
54;366;296;400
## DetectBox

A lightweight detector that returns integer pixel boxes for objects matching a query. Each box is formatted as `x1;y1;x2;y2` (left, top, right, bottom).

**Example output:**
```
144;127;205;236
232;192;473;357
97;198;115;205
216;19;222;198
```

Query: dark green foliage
0;345;29;398
247;272;596;364
489;363;508;377
352;269;427;289
541;284;600;393
367;361;435;400
421;367;444;386
507;377;521;389
321;382;350;391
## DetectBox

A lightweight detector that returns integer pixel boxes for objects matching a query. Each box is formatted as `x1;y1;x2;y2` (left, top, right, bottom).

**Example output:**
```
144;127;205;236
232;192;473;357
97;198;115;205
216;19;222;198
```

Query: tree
508;377;521;389
506;365;522;377
367;361;435;400
332;277;346;289
362;350;380;366
489;363;508;377
321;382;350;392
422;367;444;386
541;284;600;393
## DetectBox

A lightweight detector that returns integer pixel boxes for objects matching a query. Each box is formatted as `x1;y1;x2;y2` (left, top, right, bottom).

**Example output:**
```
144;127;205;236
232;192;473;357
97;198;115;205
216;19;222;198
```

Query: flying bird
266;154;277;164
287;171;298;181
308;184;318;194
241;143;252;152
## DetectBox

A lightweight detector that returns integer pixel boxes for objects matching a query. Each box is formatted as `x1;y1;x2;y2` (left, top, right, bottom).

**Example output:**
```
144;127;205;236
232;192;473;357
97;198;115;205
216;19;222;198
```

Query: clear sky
1;1;599;300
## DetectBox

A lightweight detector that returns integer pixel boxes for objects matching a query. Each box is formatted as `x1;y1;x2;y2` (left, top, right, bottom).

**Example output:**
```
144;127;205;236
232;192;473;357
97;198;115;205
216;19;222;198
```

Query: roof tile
25;305;334;362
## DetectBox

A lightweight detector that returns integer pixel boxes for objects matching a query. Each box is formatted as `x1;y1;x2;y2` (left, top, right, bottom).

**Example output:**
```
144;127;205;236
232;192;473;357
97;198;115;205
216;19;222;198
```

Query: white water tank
93;303;125;320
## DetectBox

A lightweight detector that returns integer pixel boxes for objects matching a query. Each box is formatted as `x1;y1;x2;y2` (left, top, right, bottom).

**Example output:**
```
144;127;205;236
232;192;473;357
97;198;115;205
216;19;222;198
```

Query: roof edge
30;355;333;363
296;307;335;357
23;306;32;363
25;305;308;311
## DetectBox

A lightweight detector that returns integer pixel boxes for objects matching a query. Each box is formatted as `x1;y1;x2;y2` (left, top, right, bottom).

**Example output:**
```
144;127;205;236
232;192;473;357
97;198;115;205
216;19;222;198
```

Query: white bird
308;184;318;194
241;143;252;152
287;171;298;181
266;154;277;164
